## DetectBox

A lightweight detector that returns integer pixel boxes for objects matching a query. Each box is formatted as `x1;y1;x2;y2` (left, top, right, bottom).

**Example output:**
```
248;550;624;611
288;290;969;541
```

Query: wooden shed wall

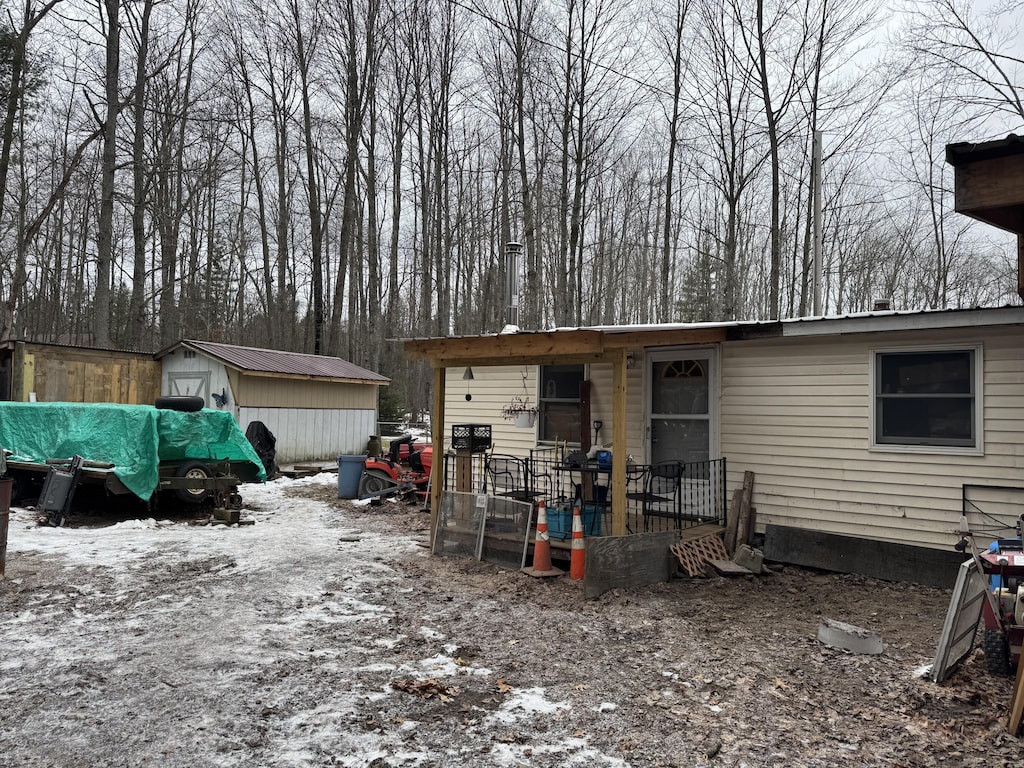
16;345;160;404
719;325;1024;552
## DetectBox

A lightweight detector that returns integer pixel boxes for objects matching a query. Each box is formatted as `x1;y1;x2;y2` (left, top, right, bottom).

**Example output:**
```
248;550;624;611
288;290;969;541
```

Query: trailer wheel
156;395;205;412
175;461;214;503
983;628;1012;677
358;469;393;498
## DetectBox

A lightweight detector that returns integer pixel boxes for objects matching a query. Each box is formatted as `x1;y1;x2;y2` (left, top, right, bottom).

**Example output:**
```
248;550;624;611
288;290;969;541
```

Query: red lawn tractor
358;433;433;505
978;534;1024;676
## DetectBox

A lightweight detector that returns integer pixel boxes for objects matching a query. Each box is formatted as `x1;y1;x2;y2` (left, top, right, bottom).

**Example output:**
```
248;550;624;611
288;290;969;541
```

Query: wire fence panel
433;490;533;569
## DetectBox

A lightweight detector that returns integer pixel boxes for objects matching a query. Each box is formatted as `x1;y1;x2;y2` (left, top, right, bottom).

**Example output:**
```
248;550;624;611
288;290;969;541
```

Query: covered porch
404;324;740;571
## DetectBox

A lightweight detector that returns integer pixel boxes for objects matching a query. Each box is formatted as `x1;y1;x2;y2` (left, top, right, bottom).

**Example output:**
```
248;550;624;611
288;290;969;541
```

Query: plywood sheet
583;532;676;599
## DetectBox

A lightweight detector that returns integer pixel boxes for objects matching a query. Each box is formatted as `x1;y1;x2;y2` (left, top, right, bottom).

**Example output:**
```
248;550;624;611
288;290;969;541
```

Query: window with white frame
873;346;980;449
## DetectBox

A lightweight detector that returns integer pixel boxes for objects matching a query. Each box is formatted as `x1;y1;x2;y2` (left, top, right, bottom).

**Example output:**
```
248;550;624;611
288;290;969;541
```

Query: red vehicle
358;433;433;504
979;536;1024;676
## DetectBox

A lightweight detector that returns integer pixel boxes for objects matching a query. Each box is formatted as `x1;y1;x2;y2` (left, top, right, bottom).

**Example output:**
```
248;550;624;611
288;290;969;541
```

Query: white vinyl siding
442;366;541;456
443;362;649;459
720;327;1024;551
238;406;374;463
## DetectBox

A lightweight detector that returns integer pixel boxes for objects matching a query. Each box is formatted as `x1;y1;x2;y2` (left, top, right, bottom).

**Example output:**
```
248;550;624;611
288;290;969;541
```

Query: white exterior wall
238;406;374;463
442;365;540;454
720;325;1024;551
161;353;232;408
443;362;647;457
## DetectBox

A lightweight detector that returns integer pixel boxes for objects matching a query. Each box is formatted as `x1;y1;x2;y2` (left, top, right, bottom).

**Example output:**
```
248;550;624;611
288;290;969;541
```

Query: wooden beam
429;366;445;549
599;327;728;348
404;330;605;361
428;352;611;368
1019;234;1023;301
611;348;628;536
404;327;730;367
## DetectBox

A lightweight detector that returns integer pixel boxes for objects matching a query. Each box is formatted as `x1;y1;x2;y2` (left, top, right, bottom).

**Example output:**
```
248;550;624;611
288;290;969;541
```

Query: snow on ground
0;474;627;768
2;473;1020;767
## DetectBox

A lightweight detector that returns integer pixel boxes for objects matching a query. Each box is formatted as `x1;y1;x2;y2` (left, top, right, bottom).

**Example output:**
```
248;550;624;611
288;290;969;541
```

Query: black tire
174;461;214;504
983;628;1012;677
358;470;393;498
156;395;205;412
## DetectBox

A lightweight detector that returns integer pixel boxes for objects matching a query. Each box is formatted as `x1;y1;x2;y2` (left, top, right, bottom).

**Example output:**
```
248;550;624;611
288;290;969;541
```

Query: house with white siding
156;340;389;465
406;306;1024;587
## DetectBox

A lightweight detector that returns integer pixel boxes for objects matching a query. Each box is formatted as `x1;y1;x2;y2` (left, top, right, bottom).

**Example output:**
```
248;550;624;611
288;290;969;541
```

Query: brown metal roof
162;340;390;384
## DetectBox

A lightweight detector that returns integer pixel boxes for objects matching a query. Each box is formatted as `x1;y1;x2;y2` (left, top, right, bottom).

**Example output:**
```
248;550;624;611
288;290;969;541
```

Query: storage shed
156;340;389;464
0;340;161;404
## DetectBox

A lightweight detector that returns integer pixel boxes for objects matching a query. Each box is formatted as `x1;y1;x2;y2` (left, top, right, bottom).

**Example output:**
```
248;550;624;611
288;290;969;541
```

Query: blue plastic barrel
337;455;366;499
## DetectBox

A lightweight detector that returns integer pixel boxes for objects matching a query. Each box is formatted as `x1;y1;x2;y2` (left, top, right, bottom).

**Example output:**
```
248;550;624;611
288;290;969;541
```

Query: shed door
168;371;210;404
647;350;716;464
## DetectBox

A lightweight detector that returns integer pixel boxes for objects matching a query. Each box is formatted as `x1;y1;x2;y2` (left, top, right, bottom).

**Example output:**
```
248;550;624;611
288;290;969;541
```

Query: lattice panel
670;533;729;577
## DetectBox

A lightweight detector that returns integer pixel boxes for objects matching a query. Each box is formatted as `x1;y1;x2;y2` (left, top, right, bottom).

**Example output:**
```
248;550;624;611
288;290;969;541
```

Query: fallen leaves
390;677;459;702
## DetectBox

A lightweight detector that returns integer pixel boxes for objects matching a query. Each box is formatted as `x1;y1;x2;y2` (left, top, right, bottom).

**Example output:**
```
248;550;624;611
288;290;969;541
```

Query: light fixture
625;351;635;369
463;367;474;401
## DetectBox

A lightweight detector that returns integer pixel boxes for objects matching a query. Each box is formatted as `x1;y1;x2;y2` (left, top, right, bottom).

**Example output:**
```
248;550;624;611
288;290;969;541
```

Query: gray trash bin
337;455;365;499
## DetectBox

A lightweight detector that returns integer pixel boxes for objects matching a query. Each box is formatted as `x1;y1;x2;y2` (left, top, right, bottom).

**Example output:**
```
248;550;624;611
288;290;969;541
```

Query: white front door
646;349;717;465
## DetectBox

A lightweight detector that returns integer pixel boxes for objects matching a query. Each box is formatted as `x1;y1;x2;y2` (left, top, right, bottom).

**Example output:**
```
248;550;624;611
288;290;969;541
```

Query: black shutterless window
875;349;975;448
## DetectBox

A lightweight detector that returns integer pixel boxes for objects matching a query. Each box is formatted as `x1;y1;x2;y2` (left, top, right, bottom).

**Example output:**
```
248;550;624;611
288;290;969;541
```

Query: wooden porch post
429;365;446;547
611;348;628;536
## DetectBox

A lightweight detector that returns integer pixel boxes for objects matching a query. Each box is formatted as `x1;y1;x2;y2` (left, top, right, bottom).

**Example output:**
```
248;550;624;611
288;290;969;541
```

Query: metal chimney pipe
505;241;521;329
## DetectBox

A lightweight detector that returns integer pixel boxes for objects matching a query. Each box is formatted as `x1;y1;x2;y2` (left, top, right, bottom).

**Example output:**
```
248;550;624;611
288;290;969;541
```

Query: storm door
647;350;716;465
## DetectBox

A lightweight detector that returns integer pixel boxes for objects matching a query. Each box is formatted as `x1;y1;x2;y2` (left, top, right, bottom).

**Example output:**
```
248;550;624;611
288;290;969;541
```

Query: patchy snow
0;472;1018;767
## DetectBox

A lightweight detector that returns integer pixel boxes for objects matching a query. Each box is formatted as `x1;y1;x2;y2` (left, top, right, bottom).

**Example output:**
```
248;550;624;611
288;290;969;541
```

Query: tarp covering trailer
0;402;265;503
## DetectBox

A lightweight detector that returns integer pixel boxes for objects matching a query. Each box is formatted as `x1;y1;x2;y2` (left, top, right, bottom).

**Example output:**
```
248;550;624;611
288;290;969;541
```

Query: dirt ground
1;475;1021;768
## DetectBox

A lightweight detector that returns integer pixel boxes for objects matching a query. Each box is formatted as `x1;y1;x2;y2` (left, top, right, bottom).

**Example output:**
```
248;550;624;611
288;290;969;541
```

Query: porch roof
402;305;1024;365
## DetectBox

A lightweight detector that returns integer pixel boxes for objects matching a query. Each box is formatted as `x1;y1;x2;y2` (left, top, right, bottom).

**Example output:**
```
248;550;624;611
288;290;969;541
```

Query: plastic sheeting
0;402;265;500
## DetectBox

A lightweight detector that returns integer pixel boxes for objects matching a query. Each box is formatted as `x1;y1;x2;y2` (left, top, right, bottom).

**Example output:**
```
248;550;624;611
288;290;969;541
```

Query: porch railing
439;453;728;536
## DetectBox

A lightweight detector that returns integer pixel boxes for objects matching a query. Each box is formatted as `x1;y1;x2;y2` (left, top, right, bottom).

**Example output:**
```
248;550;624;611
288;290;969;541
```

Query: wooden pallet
670;532;729;577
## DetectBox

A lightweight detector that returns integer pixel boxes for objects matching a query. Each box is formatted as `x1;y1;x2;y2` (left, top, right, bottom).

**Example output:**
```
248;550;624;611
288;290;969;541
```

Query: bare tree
903;0;1024;125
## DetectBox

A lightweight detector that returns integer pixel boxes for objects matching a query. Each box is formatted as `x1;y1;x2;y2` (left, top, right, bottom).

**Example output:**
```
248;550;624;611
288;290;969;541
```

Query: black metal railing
441;452;727;536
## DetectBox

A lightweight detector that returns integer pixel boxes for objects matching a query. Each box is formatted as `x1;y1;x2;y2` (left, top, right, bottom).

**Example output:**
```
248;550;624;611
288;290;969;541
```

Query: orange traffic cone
569;505;586;580
522;500;564;578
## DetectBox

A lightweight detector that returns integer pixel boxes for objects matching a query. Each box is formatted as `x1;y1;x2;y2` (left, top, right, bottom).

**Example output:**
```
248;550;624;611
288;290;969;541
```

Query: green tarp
0;402;266;500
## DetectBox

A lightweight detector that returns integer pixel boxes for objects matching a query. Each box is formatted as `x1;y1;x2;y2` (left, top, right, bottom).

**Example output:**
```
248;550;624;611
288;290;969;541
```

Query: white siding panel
442;363;647;458
238;407;375;464
721;326;1024;551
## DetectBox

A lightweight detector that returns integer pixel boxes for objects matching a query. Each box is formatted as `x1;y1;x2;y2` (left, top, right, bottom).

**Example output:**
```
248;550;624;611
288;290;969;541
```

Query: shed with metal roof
156;340;389;464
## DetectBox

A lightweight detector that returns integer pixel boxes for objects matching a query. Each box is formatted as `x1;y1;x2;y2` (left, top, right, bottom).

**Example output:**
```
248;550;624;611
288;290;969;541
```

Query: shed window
539;364;584;444
873;348;978;449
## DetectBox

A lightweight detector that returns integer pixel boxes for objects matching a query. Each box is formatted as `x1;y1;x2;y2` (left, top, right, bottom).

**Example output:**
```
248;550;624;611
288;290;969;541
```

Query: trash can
337;455;365;499
0;476;12;577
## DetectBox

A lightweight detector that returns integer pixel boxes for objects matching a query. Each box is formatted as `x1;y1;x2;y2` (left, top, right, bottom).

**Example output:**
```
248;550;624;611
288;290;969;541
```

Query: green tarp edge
0;402;266;500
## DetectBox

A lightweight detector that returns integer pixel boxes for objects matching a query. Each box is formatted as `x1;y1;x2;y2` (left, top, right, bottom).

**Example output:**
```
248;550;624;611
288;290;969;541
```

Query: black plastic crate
451;424;492;452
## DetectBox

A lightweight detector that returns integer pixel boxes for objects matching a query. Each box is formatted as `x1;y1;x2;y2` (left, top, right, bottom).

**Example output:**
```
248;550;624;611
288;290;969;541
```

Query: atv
359;433;433;505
